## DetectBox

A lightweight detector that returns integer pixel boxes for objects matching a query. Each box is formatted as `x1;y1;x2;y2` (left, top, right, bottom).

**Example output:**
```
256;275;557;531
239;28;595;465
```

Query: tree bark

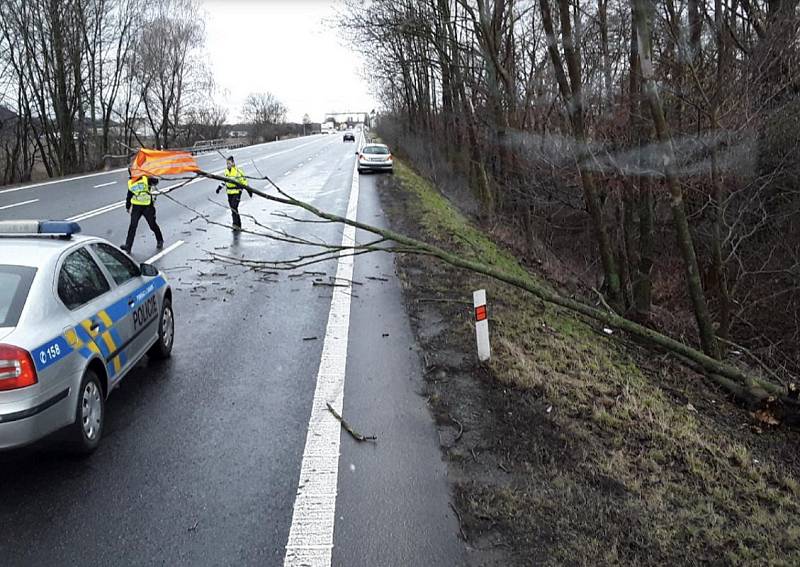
540;0;624;310
629;8;654;321
201;169;790;410
632;0;720;358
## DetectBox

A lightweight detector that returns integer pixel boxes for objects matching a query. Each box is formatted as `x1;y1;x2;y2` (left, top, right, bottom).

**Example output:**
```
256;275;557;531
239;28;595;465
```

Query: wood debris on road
326;402;377;443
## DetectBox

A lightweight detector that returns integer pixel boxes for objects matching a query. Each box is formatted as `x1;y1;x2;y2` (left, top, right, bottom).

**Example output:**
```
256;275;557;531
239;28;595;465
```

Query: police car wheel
148;298;174;360
68;370;104;455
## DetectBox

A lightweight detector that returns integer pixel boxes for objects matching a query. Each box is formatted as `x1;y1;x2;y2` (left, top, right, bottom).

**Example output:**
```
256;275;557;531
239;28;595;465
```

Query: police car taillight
0;344;38;391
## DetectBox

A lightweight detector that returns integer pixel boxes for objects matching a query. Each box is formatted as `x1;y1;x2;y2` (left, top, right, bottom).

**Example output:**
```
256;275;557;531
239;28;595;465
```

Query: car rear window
0;265;36;327
363;146;389;155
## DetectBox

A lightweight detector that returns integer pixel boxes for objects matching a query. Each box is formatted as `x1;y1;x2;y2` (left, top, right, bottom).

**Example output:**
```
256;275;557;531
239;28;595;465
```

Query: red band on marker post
473;289;491;362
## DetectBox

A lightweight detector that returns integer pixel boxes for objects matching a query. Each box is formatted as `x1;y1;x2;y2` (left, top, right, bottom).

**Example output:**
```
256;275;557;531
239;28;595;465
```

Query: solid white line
0;198;39;211
94;181;117;188
67;201;126;222
145;240;184;264
283;148;361;567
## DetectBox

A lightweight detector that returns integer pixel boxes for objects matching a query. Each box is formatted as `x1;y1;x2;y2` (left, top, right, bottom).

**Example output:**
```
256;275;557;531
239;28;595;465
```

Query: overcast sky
199;0;375;124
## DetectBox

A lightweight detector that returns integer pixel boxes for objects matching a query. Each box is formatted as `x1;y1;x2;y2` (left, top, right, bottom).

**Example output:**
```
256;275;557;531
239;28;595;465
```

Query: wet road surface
0;135;465;566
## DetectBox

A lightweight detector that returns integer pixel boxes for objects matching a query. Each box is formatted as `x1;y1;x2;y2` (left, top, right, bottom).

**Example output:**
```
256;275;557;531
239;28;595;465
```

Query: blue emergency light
0;220;82;238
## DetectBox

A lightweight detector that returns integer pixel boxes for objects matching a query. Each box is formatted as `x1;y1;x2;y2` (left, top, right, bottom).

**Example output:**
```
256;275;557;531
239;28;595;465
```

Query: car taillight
0;344;38;391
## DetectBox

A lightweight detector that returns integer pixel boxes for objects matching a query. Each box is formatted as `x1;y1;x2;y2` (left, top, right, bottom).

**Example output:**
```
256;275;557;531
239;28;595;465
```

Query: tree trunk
208;170;793;412
709;0;732;340
629;8;654;321
540;0;624;310
632;0;719;358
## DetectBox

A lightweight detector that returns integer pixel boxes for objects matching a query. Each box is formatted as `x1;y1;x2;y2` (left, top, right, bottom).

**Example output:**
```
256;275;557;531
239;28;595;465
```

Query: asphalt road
0;135;465;566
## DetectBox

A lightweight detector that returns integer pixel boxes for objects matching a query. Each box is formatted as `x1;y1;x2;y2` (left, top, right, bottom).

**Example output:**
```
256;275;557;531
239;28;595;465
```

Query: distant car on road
343;132;355;142
357;143;394;174
0;221;174;454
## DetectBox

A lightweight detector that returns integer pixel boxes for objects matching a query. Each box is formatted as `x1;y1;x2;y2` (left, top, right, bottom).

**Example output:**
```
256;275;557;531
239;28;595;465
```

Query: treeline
342;0;800;376
0;0;221;182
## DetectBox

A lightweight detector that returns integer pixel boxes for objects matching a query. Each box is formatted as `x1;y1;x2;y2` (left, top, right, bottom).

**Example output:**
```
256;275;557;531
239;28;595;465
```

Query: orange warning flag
129;148;200;178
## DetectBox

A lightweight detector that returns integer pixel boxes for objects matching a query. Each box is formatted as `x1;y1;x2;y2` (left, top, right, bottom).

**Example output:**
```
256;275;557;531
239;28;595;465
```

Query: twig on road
417;298;472;305
451;415;464;442
331;276;363;286
450;503;468;542
326;402;377;443
288;271;328;279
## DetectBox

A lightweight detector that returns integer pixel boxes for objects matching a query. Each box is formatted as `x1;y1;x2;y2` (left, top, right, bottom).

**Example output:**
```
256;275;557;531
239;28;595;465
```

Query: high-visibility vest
224;166;247;195
129;176;152;206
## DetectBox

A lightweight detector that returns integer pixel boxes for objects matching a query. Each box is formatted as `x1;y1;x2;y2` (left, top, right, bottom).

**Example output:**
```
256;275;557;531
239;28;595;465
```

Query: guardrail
179;139;246;155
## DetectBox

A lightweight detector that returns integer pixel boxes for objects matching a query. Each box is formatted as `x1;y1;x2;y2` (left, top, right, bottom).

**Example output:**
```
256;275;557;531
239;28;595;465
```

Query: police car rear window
0;265;36;327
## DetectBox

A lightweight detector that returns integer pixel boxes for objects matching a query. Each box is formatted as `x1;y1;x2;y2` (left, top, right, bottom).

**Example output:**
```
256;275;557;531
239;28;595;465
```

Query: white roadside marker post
473;289;491;362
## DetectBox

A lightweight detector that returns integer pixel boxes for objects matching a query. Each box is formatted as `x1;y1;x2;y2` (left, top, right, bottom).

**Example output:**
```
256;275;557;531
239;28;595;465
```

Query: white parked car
357;143;393;174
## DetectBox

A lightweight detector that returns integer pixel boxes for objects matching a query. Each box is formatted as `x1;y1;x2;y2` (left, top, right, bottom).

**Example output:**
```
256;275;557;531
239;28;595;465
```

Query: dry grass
392;160;800;566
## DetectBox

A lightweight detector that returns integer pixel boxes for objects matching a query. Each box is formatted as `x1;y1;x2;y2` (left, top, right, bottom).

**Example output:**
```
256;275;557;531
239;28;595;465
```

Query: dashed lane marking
0;198;39;211
0;170;127;194
145;240;185;264
61;137;334;223
0;137;324;196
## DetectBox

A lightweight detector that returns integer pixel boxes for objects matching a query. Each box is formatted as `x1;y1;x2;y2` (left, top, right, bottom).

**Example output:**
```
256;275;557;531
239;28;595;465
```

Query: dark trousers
125;204;163;250
228;193;242;228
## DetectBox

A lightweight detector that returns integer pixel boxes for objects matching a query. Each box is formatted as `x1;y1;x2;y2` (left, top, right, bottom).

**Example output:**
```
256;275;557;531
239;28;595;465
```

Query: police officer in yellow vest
216;156;251;230
122;171;164;253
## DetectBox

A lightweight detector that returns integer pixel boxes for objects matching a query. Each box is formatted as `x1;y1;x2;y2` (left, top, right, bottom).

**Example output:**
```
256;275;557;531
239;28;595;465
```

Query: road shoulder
332;168;467;566
376;161;800;566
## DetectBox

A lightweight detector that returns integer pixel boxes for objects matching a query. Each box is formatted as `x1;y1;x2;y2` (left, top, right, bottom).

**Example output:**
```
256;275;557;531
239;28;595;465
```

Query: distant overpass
323;111;370;124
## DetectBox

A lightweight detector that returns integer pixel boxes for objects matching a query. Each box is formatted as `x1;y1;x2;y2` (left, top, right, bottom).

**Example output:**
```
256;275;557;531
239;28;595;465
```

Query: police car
0;220;174;454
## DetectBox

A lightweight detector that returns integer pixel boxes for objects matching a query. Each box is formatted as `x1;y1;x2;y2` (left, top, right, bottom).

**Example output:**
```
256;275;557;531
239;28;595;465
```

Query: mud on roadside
371;162;800;566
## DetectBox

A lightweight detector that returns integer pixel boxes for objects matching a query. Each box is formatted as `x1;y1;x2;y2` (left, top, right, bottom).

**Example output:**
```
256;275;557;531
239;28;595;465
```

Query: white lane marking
94;181;117;188
0;137;321;196
283;152;361;567
60;136;331;222
254;137;330;162
0;169;127;194
145;240;184;264
0;198;39;211
67;201;126;222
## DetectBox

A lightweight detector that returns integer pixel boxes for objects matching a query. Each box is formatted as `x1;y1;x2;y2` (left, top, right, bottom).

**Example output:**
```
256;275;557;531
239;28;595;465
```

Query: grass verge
384;160;800;566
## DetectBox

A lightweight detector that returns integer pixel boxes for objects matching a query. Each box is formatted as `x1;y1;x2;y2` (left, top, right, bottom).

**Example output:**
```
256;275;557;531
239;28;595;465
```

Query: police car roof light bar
0;220;82;239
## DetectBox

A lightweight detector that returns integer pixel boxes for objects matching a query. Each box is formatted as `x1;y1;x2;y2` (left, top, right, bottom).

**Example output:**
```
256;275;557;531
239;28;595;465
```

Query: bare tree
242;92;288;143
338;0;800;373
137;0;206;148
181;102;228;144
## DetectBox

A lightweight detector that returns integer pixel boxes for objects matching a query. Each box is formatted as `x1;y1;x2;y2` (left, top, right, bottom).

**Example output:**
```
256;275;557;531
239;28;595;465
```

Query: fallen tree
159;167;799;420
